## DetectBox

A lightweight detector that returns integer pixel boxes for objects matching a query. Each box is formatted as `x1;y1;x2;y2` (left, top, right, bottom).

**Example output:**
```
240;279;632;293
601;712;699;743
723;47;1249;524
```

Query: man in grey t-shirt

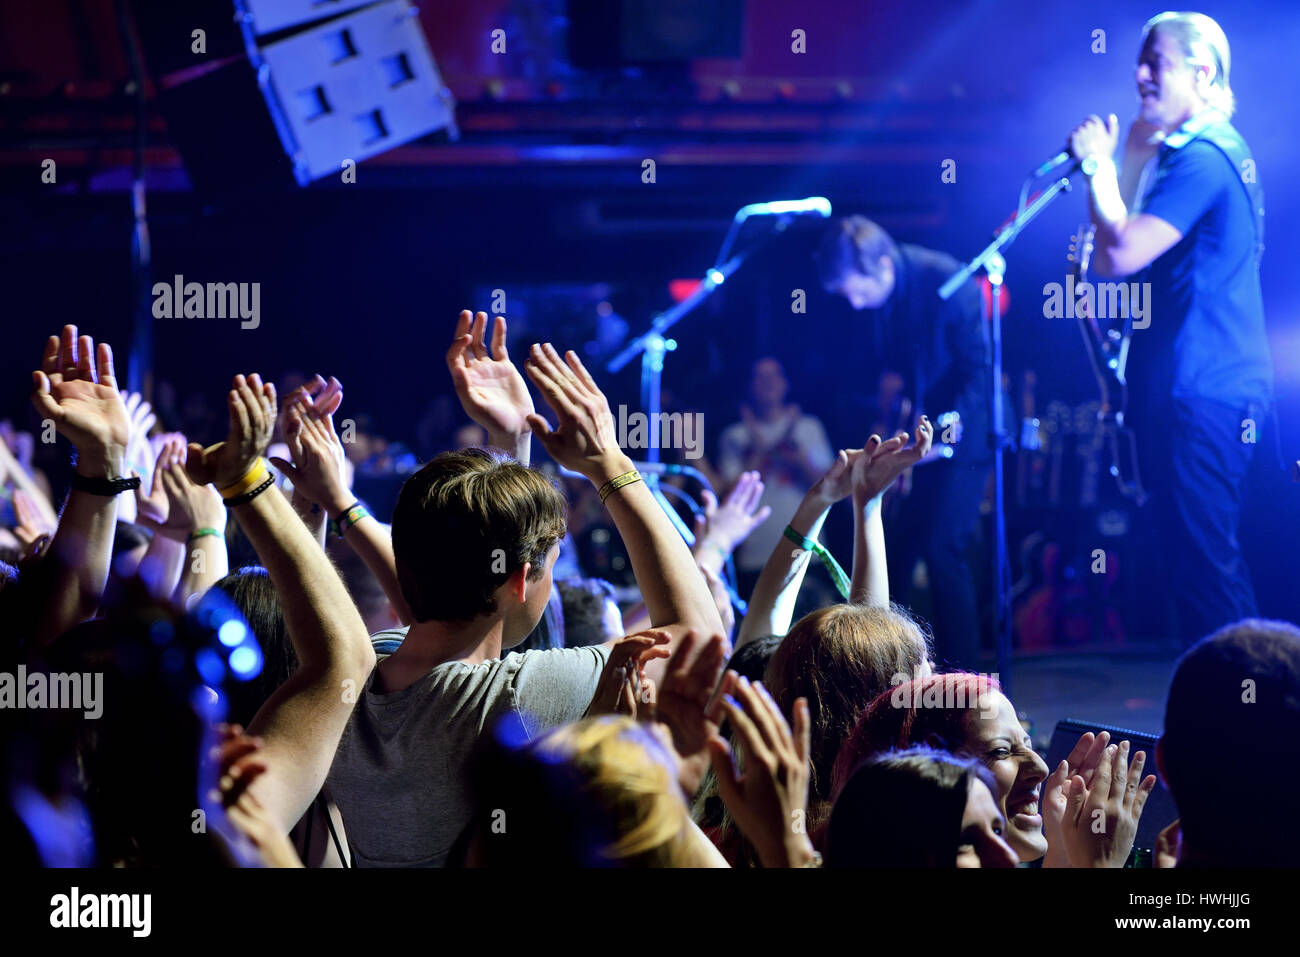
330;636;609;866
325;313;724;866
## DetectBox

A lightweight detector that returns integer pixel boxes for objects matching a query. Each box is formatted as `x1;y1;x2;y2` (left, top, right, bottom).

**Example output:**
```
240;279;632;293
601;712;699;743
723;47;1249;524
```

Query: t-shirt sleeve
1140;142;1230;236
510;644;613;736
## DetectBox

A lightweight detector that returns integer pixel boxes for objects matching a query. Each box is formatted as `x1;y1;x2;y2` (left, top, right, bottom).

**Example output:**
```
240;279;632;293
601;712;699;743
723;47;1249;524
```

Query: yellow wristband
598;470;642;505
220;458;271;499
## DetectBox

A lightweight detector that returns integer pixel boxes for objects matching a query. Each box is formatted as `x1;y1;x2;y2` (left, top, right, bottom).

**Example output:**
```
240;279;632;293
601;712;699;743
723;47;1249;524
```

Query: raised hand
209;724;303;868
148;444;225;543
30;325;130;476
184;374;277;490
807;447;866;506
1069;113;1121;162
523;343;627;481
270;379;350;515
134;435;184;529
1042;730;1109;866
447;310;535;451
850;416;934;503
13;488;56;551
650;630;729;761
709;677;815;868
584;630;671;718
1056;740;1157;867
121;390;158;480
693;471;771;566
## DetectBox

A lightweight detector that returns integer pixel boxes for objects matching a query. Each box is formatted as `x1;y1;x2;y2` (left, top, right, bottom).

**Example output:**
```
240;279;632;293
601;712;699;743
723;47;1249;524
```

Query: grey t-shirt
327;629;611;867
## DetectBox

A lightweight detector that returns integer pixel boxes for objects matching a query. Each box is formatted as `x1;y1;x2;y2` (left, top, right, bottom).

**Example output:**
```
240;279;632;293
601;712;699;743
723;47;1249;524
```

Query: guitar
1066;225;1148;505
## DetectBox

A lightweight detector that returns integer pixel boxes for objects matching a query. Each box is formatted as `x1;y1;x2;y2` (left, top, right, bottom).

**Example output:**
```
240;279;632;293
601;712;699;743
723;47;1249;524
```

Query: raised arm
447;310;534;465
1070;113;1182;277
134;437;229;608
26;326;131;653
185;373;375;833
269;376;412;625
736;449;860;647
848;418;932;607
523;342;724;682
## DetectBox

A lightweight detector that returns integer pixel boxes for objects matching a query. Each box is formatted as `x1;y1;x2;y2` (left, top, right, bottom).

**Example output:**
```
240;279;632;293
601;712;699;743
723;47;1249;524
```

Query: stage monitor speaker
1044;718;1177;866
131;0;456;193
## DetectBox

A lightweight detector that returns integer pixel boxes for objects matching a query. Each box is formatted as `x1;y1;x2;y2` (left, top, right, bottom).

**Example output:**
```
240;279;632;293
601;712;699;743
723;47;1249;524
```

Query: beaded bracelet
223;473;276;508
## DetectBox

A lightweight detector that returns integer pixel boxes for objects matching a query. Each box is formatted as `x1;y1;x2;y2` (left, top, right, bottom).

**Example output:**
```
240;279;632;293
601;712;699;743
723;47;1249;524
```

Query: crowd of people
0;311;1296;869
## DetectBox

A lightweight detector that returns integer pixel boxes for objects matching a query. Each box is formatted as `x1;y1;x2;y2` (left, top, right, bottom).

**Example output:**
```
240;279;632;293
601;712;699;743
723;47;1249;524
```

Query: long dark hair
826;746;996;868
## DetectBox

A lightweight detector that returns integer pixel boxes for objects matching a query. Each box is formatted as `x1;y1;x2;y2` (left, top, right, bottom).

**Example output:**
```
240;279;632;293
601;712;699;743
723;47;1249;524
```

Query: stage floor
985;648;1181;747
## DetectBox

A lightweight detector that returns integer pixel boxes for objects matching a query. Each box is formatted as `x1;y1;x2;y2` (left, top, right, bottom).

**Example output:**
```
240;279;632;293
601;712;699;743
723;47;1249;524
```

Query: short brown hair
392;449;567;622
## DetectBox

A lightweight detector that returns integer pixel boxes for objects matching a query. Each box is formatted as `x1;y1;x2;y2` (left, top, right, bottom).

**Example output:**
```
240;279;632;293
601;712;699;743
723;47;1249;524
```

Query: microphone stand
939;174;1075;699
608;200;830;613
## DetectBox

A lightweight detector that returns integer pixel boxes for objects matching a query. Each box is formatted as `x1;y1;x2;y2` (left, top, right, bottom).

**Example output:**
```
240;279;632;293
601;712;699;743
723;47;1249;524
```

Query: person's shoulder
514;644;612;679
1161;136;1237;182
901;243;960;274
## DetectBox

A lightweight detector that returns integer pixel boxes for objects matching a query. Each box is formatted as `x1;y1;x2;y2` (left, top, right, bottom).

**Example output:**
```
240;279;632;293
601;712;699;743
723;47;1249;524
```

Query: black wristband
223;473;276;508
68;472;141;496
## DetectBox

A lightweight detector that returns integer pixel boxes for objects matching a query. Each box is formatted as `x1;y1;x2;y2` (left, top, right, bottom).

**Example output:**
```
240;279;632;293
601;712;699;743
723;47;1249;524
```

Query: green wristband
783;525;851;600
187;527;224;543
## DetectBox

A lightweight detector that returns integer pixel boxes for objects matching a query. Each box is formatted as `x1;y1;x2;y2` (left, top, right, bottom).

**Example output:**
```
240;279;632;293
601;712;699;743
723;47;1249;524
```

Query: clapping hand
1043;730;1108;856
523;343;627;481
693;471;771;566
270;375;350;515
585;630;671;718
650;631;730;761
850;416;934;503
1055;740;1157;867
137;438;225;542
447;310;535;454
13;488;56;553
30;325;130;478
184;375;277;491
709;677;815;868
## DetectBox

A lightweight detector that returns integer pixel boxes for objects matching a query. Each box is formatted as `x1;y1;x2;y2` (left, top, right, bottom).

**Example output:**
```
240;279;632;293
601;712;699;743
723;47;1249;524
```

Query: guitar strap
1156;109;1265;261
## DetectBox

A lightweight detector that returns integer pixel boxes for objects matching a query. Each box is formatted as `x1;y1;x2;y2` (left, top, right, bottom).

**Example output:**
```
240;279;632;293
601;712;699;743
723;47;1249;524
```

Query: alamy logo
152;274;260;329
616;405;703;460
890;671;1000;720
0;667;102;719
1042;275;1150;329
50;887;151;937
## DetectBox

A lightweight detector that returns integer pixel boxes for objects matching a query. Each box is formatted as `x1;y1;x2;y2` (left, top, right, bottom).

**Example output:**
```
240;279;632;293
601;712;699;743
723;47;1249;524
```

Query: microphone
735;197;832;220
1033;148;1080;178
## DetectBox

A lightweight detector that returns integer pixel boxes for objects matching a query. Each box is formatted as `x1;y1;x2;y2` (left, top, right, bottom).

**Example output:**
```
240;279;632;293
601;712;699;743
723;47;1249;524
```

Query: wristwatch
1081;155;1102;177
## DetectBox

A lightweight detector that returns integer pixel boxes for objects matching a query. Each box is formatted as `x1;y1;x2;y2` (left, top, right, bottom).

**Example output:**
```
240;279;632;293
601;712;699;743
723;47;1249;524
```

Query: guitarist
816;215;1000;670
1066;12;1272;644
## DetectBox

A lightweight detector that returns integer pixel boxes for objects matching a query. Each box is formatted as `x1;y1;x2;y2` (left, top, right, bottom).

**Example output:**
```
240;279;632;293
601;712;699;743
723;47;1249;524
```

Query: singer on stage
1066;11;1273;643
816;216;995;670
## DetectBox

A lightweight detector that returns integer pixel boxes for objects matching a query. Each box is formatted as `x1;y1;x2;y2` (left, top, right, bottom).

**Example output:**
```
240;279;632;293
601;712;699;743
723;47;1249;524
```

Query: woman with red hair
832;673;1157;866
